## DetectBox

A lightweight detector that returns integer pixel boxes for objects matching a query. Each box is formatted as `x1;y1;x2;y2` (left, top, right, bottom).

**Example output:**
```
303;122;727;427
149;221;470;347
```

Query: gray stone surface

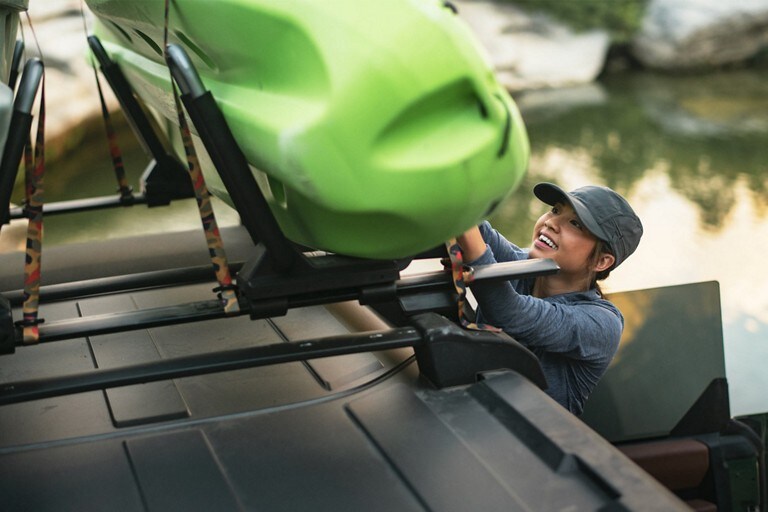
22;1;114;147
454;0;611;91
632;0;768;69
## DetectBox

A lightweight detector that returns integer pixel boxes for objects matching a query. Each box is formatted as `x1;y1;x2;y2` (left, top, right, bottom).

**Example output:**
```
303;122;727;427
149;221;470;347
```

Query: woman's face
529;202;599;277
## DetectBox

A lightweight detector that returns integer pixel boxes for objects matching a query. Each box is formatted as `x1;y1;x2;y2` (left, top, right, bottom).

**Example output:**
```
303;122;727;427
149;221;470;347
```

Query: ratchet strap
18;72;45;343
163;0;239;314
80;1;132;201
445;239;500;332
91;59;133;200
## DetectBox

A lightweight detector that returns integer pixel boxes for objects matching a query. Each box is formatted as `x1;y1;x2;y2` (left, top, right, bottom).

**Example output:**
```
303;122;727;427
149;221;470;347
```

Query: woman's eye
571;219;583;230
551;206;560;214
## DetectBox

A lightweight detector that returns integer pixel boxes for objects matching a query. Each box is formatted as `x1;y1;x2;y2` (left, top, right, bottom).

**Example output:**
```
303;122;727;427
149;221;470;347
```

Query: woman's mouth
536;234;558;250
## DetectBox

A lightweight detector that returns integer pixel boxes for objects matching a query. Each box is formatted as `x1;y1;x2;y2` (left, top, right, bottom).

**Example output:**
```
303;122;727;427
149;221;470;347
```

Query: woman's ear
594;252;616;273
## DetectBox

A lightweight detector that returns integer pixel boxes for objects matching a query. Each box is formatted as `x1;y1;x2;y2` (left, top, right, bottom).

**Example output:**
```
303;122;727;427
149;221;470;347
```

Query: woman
457;182;643;415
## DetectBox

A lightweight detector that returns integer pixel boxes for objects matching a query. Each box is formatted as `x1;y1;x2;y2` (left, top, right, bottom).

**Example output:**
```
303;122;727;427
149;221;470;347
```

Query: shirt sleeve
468;222;623;363
475;221;527;263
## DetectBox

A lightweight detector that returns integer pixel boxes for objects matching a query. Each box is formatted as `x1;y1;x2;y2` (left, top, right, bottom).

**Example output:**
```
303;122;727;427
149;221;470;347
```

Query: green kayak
85;0;529;258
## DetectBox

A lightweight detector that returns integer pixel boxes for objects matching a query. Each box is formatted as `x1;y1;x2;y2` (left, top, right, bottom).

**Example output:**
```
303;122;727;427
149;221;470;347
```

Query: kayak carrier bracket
2;38;195;223
163;43;414;314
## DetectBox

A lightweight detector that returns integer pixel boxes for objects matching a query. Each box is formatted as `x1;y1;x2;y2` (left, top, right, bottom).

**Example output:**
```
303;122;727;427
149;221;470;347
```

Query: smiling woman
456;181;642;415
529;201;613;294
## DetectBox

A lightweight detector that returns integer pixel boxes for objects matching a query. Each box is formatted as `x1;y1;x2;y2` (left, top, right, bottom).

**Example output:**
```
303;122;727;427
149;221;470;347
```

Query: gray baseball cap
533;182;643;270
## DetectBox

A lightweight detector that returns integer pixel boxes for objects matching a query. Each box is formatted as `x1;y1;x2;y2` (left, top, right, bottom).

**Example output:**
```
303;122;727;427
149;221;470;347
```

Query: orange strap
163;0;239;314
20;75;46;343
81;0;132;200
445;238;500;332
92;61;132;199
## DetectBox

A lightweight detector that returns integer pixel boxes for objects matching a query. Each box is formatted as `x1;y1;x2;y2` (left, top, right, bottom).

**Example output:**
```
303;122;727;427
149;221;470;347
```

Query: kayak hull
85;0;529;258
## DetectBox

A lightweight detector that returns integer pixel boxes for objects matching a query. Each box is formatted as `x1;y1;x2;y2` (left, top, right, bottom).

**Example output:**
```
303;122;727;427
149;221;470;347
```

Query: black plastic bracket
87;36;193;207
411;312;547;390
0;58;43;226
235;244;401;317
4;38;195;221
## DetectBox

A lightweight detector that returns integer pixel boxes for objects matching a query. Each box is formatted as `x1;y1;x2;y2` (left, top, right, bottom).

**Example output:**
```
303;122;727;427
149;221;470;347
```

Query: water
493;69;768;417
4;68;767;416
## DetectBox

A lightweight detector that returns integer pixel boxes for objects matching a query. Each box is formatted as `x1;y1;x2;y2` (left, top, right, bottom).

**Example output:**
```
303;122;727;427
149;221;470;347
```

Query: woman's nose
544;219;559;232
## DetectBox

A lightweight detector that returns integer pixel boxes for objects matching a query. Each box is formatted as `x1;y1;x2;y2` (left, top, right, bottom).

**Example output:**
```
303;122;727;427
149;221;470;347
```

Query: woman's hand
456;225;487;262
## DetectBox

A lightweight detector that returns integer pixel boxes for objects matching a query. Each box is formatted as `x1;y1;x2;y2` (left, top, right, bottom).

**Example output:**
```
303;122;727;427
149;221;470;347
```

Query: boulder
454;0;611;91
19;1;117;152
632;0;768;70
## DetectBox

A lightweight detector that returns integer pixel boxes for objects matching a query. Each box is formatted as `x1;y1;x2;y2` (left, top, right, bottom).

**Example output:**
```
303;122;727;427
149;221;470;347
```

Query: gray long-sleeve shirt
468;222;623;415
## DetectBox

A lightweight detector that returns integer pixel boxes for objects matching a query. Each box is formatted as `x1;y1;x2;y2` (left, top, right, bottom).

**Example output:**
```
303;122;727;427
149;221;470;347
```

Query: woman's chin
529;245;550;260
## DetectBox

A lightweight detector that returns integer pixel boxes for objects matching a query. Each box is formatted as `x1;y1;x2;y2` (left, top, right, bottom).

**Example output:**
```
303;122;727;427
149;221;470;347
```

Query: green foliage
502;0;649;42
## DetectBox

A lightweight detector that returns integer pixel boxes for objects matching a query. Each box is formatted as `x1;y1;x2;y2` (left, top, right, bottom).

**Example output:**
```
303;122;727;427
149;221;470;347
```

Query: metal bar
4;262;245;306
28;299;241;344
471;258;558;282
0;326;421;405
7;257;557;345
394;258;559;293
7;193;148;219
22;287;364;345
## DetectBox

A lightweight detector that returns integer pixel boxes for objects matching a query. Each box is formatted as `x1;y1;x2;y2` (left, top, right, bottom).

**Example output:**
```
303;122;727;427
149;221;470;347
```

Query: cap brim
533;182;610;243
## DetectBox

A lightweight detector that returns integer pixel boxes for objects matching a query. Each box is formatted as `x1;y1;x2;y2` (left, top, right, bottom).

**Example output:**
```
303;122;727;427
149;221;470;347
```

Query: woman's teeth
539;234;557;250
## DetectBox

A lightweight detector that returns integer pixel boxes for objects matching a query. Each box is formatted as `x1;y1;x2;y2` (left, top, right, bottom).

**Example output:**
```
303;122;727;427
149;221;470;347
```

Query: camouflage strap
445;239;501;332
80;2;132;201
163;0;239;314
20;79;46;343
171;92;239;313
91;60;132;200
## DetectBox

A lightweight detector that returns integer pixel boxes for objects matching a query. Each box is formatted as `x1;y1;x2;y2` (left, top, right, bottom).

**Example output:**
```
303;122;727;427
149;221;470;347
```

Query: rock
453;0;611;91
19;1;117;154
0;214;26;253
632;0;768;70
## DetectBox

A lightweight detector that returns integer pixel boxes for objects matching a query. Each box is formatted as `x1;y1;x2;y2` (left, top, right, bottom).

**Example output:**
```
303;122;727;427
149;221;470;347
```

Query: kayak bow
85;0;529;258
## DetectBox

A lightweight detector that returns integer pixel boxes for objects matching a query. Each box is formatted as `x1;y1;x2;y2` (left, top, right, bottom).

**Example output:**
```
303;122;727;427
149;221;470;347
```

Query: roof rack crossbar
0;312;546;406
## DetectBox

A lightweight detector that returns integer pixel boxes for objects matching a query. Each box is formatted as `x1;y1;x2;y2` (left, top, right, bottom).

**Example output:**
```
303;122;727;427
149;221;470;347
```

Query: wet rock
0;214;26;253
20;1;115;153
632;0;768;70
453;0;611;91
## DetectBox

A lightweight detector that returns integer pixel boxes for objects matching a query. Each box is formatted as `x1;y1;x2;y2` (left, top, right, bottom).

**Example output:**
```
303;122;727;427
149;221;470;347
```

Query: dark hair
589;240;613;296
